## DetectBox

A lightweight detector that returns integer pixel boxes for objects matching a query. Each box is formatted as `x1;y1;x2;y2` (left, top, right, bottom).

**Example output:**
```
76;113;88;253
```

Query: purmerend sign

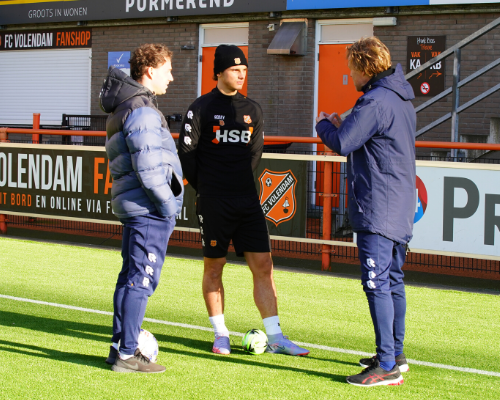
0;0;287;25
0;143;307;237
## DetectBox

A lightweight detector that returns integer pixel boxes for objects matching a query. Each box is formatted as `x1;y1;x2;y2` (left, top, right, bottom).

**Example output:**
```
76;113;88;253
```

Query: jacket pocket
170;171;182;197
351;181;364;213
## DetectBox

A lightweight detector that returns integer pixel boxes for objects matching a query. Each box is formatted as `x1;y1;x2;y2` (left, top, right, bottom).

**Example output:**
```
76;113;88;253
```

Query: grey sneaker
111;349;165;373
105;345;118;365
347;358;403;387
212;335;231;355
359;353;409;373
265;335;309;356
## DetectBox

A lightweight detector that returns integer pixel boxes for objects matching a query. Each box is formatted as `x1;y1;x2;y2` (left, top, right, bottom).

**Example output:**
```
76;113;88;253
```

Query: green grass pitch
0;237;499;399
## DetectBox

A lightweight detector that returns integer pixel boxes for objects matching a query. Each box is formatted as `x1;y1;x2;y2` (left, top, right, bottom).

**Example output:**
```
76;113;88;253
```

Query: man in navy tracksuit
99;44;184;373
315;37;416;387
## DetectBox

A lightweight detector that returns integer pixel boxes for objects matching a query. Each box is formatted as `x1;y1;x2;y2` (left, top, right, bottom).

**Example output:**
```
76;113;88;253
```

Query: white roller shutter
0;48;91;125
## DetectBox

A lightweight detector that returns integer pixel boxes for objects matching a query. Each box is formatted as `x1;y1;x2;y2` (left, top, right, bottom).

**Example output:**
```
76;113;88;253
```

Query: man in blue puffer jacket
316;37;416;387
99;43;184;373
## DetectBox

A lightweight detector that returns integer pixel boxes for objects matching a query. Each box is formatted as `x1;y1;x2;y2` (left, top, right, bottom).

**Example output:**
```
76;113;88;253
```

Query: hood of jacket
99;66;152;114
362;63;415;102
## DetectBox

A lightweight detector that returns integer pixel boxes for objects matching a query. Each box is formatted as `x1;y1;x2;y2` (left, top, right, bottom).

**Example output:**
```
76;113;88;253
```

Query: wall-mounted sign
0;0;287;25
0;28;92;51
407;35;445;97
108;51;130;76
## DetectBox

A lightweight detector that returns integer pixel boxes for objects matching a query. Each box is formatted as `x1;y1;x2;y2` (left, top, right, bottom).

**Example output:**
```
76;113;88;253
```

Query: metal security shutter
0;48;91;125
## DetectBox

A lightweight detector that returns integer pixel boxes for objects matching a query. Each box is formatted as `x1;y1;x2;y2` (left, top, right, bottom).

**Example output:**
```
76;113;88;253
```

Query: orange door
316;44;362;208
201;46;248;96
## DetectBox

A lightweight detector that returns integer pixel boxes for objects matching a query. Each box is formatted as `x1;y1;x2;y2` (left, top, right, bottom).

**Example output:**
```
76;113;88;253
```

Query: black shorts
196;195;271;258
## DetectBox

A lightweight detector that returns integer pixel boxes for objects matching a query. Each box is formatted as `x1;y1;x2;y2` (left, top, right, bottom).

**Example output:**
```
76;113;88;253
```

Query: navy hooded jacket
315;64;416;244
99;66;184;220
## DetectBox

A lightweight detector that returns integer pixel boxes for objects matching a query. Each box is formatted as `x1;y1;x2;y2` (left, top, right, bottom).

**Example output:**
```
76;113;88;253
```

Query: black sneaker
105;346;118;365
111;349;166;373
347;359;403;387
359;353;409;373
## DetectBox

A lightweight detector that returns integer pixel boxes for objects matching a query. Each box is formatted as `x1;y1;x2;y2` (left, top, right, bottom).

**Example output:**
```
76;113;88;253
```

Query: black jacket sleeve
250;105;264;172
178;104;201;191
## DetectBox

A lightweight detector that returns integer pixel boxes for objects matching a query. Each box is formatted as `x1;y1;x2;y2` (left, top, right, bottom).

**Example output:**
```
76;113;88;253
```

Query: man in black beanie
178;45;309;357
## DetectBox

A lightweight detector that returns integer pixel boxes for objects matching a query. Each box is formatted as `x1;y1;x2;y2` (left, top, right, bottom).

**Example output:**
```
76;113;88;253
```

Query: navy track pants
357;231;407;363
111;212;175;356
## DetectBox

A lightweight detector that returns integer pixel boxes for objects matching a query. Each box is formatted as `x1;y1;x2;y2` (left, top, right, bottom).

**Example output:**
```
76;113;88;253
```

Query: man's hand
328;113;343;128
316;111;343;128
315;111;330;124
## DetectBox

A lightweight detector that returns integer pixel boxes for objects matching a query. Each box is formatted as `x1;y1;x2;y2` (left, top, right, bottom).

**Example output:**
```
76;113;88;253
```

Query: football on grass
242;329;268;355
138;329;159;362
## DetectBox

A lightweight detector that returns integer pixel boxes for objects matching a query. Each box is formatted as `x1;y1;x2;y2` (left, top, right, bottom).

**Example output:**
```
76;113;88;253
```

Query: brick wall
91;19;316;146
376;13;500;149
248;20;316;143
90;23;199;133
89;10;500;153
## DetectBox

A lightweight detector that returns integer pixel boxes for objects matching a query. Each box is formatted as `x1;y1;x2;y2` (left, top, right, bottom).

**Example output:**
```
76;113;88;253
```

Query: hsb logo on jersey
414;175;428;223
259;170;297;226
212;127;253;144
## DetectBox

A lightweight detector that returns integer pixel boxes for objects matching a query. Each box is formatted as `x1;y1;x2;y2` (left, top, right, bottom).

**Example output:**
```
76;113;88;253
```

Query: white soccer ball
138;329;159;363
242;329;268;355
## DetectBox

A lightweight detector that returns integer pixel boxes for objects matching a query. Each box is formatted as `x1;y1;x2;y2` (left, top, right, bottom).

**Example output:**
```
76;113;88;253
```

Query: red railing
2;114;500;270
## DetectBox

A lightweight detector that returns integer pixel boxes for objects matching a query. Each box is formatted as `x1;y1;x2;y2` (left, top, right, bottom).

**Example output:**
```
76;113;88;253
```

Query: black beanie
213;45;248;75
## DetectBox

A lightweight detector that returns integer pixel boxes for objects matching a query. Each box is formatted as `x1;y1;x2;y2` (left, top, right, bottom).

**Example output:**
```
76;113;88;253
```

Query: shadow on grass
0;340;110;370
154;333;350;383
154;332;358;367
0;311;350;382
0;310;111;342
156;345;347;383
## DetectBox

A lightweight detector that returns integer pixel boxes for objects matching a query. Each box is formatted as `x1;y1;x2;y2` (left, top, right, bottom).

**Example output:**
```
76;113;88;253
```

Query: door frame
312;18;373;208
313;18;373;139
198;22;249;97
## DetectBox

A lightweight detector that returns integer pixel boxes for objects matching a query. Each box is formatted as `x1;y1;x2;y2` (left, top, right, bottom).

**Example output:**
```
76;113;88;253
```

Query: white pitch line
1;294;499;378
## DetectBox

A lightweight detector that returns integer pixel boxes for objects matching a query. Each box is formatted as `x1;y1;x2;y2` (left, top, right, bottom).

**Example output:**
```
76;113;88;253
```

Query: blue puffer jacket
315;64;416;244
99;66;184;220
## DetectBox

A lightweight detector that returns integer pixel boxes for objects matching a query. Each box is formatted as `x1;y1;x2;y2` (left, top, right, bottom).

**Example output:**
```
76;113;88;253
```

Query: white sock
118;352;134;360
209;314;229;337
263;316;283;337
112;342;119;351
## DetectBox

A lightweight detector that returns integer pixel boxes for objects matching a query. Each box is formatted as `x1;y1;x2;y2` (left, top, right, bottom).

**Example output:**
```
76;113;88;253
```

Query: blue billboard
287;0;496;9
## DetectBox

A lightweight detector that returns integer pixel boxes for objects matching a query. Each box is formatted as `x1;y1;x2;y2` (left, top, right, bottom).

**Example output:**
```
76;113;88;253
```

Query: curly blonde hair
130;43;173;81
346;37;391;77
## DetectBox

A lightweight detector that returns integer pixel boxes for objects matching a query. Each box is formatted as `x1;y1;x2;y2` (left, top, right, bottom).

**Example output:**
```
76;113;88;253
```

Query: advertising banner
170;158;308;238
0;28;92;51
0;144;308;237
1;0;496;25
412;161;500;259
0;0;287;25
2;144;498;257
0;144;116;223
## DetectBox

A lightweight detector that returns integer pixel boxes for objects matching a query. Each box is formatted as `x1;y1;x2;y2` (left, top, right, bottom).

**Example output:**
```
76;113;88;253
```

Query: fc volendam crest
259;169;297;226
